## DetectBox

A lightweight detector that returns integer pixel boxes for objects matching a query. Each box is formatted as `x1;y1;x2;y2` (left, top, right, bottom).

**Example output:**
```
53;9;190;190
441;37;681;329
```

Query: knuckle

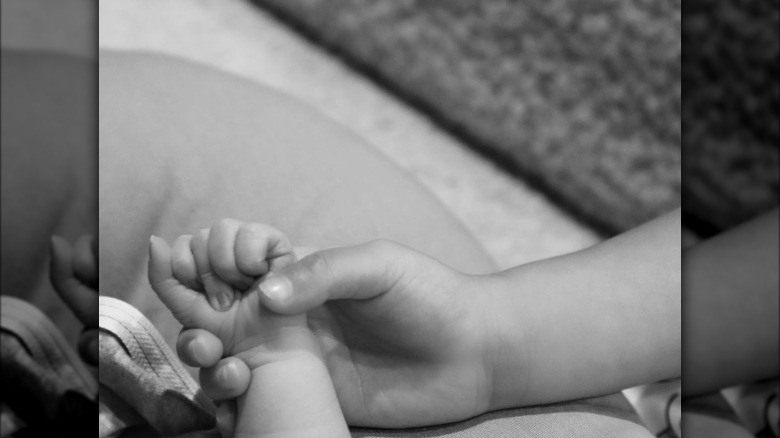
199;269;217;283
211;258;236;279
193;229;210;246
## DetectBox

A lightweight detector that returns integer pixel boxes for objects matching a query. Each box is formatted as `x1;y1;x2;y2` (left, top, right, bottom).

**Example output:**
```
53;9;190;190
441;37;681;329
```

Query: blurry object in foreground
98;296;215;438
683;394;755;438
682;383;780;438
625;379;681;438
0;297;97;437
722;380;780;438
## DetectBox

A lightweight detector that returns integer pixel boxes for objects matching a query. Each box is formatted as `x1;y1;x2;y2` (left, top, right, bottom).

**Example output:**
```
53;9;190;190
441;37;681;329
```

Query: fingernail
215;291;233;311
217;361;236;384
188;339;206;364
258;272;291;303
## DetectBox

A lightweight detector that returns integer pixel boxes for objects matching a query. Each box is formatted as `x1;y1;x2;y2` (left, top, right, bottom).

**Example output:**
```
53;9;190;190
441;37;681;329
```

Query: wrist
480;267;538;410
238;343;349;438
234;326;323;371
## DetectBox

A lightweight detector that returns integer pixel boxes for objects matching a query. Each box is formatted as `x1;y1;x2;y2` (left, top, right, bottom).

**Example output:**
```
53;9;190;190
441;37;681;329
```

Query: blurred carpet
250;0;682;234
682;0;779;235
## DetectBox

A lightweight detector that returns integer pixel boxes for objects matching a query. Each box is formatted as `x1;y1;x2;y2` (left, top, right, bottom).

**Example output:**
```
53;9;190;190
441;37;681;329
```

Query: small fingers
234;223;271;276
148;236;212;327
172;235;201;291
192;229;234;312
208;219;254;291
177;328;224;368
234;222;296;274
199;357;251;401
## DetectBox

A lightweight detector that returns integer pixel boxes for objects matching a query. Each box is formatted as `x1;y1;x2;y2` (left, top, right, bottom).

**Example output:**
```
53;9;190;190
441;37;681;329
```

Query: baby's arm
489;208;682;408
148;220;349;437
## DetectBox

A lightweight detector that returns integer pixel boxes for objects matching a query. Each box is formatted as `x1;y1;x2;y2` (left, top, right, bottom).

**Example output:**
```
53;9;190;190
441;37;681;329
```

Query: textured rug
250;0;779;235
682;0;779;235
250;0;682;234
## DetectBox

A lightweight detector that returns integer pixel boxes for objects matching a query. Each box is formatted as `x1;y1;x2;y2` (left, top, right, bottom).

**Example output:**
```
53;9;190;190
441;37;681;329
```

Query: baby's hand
148;219;309;367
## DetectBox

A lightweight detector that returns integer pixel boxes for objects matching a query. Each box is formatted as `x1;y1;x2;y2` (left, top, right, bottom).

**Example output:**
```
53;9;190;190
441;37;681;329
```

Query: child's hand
179;240;500;429
148;220;310;367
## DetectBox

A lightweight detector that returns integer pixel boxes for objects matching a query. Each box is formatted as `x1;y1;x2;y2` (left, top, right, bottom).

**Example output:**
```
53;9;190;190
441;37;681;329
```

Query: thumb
256;240;411;315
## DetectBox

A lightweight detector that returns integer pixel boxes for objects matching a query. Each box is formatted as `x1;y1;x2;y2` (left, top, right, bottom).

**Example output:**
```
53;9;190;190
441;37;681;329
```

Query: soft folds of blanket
0;297;96;437
98;297;215;437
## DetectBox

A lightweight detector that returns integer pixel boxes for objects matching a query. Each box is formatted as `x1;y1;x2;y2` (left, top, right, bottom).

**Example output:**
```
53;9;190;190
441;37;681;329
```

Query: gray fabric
351;401;653;438
98;297;215;437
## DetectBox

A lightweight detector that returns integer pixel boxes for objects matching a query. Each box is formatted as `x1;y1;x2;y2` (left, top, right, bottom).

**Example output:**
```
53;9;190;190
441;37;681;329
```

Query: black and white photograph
98;2;682;437
0;1;777;437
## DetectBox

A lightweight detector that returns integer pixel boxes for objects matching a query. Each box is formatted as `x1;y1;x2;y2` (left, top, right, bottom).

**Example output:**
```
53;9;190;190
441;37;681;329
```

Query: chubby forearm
236;334;349;438
486;209;682;409
682;209;779;397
